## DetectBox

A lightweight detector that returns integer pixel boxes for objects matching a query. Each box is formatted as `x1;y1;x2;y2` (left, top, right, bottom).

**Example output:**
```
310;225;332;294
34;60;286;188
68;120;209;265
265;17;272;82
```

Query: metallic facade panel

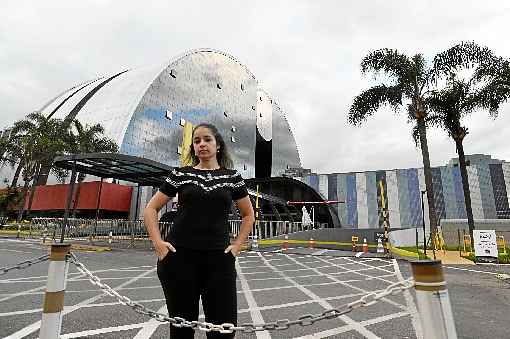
476;164;497;219
271;102;301;177
356;172;369;228
502;163;510;216
365;172;378;228
318;174;328;199
256;89;272;141
336;174;348;226
48;78;104;120
386;170;401;228
452;166;467;219
431;167;446;222
122;52;257;176
397;169;410;227
467;165;484;219
440;167;457;219
346;173;358;228
407;168;422;227
489;164;510;218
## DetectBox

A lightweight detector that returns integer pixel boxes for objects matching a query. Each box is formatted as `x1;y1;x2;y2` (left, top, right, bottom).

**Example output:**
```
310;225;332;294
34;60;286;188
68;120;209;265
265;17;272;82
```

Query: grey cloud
2;0;510;174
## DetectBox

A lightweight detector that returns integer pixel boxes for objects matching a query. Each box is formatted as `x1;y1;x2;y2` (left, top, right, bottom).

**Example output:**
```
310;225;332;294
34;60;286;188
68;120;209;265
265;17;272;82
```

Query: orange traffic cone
362;238;368;253
308;238;315;249
282;234;289;251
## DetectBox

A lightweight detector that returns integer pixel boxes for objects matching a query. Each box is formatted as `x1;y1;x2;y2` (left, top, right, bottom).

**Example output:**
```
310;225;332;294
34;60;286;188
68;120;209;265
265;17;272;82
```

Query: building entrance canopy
53;153;172;187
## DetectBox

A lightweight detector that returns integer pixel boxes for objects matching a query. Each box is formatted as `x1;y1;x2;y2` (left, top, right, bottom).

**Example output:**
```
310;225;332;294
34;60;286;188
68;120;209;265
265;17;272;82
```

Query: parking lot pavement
1;238;507;338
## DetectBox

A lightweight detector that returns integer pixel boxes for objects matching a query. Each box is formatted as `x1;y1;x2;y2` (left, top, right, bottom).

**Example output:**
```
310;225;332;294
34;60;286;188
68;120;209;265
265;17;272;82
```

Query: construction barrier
496;235;507;255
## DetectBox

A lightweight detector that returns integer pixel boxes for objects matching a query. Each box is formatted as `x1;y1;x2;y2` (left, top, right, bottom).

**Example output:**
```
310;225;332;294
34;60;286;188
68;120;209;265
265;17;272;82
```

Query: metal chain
0;254;50;276
69;252;414;334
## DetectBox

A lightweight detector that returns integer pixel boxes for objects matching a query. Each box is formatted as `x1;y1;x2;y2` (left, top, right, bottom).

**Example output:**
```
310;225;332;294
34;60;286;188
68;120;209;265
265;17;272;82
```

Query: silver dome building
40;49;301;178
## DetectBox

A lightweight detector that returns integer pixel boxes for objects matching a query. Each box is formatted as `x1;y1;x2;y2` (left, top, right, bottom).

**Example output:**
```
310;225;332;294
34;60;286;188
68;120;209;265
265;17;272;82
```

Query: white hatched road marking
236;258;272;339
260;252;380;339
1;249;419;339
5;267;156;339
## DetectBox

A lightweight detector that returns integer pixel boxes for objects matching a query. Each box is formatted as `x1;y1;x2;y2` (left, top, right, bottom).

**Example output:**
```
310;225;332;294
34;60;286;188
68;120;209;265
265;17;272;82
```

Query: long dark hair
184;123;234;169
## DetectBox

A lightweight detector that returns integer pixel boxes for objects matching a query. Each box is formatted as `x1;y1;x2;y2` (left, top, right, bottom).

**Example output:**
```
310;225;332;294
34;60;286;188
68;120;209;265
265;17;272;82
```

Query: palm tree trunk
25;163;42;219
417;118;438;235
16;179;30;223
71;174;85;218
455;139;475;241
11;160;23;188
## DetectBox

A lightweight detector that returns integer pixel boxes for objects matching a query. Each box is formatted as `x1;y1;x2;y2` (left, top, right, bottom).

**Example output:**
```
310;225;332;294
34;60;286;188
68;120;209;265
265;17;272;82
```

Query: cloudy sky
2;0;510;174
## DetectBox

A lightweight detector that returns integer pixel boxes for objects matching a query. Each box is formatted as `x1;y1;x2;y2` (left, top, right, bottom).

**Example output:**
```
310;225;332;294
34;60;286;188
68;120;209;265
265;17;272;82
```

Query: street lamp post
420;190;427;256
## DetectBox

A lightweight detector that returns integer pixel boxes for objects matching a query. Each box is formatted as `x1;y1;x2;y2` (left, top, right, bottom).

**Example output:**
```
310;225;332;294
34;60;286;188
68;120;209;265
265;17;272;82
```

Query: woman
144;123;255;338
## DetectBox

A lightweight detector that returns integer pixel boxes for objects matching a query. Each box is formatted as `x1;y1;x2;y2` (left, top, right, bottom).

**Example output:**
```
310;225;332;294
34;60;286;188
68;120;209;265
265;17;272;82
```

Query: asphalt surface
1;236;509;339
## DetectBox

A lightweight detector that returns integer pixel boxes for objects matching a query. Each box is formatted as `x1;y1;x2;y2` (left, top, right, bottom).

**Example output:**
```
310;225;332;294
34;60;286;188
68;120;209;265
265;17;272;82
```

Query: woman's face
193;127;219;162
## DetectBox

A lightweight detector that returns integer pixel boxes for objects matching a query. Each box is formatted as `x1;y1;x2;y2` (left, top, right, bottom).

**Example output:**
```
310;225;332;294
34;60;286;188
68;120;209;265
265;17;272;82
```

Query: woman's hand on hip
154;240;176;260
225;242;242;257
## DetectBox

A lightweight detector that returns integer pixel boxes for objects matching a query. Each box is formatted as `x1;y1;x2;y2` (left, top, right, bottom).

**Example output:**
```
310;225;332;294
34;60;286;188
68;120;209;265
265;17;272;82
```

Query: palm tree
70;120;118;217
348;49;439;233
9;112;69;220
427;43;510;241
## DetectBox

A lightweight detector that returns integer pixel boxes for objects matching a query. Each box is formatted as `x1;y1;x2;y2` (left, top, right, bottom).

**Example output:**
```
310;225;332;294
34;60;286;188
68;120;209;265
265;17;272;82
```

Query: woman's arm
144;191;176;259
225;196;255;256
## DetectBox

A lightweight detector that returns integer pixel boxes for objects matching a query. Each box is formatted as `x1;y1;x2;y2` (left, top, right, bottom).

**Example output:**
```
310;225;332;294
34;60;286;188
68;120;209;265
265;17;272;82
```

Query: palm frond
361;49;413;83
433;41;495;80
348;85;403;125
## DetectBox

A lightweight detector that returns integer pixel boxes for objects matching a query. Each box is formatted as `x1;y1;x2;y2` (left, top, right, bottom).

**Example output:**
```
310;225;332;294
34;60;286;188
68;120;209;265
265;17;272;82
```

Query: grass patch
461;248;510;264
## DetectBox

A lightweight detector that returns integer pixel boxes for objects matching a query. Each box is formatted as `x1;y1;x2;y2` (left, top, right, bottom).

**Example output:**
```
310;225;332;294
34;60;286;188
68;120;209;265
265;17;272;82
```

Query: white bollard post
40;243;71;339
410;260;458;339
108;231;113;244
252;235;259;249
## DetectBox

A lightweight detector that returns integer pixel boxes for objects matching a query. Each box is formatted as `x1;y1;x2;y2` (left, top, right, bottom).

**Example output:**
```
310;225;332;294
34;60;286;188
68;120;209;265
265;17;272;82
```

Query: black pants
157;247;237;339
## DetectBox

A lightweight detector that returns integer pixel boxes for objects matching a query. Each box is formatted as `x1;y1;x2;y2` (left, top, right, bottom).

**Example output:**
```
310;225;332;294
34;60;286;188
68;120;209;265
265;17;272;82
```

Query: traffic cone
377;238;385;253
308;237;315;249
282;234;289;251
108;231;113;244
362;238;368;253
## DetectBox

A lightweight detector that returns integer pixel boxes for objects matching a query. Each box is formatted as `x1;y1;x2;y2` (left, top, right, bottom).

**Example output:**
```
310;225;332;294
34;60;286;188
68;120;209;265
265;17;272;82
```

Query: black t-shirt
159;166;248;250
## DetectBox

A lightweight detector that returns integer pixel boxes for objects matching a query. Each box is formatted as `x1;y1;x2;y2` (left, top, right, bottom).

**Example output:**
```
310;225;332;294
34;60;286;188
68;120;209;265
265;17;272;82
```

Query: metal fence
20;218;324;248
229;220;326;240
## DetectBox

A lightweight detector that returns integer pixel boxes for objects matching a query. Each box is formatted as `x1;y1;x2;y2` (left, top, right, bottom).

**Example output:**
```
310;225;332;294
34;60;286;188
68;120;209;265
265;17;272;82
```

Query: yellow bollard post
40;243;71;339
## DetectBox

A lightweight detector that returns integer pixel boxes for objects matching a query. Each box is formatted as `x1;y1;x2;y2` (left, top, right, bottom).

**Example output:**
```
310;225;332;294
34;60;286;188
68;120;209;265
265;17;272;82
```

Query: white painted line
5;267;156;339
259;252;380;339
294;311;410;338
236;259;271;339
60;323;145;338
132;304;167;338
312;249;329;255
443;265;502;275
311;257;406;309
0;298;166;317
393;259;422;339
0;249;34;254
0;284;164;298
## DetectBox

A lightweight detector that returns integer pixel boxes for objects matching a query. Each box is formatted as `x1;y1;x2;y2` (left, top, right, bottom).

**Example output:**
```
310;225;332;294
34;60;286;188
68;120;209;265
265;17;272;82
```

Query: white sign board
473;230;498;258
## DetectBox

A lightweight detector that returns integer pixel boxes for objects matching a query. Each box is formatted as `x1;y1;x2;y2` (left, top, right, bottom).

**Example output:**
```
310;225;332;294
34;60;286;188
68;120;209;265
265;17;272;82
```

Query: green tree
426;42;510;240
348;49;439;233
8;112;69;220
69;120;118;217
